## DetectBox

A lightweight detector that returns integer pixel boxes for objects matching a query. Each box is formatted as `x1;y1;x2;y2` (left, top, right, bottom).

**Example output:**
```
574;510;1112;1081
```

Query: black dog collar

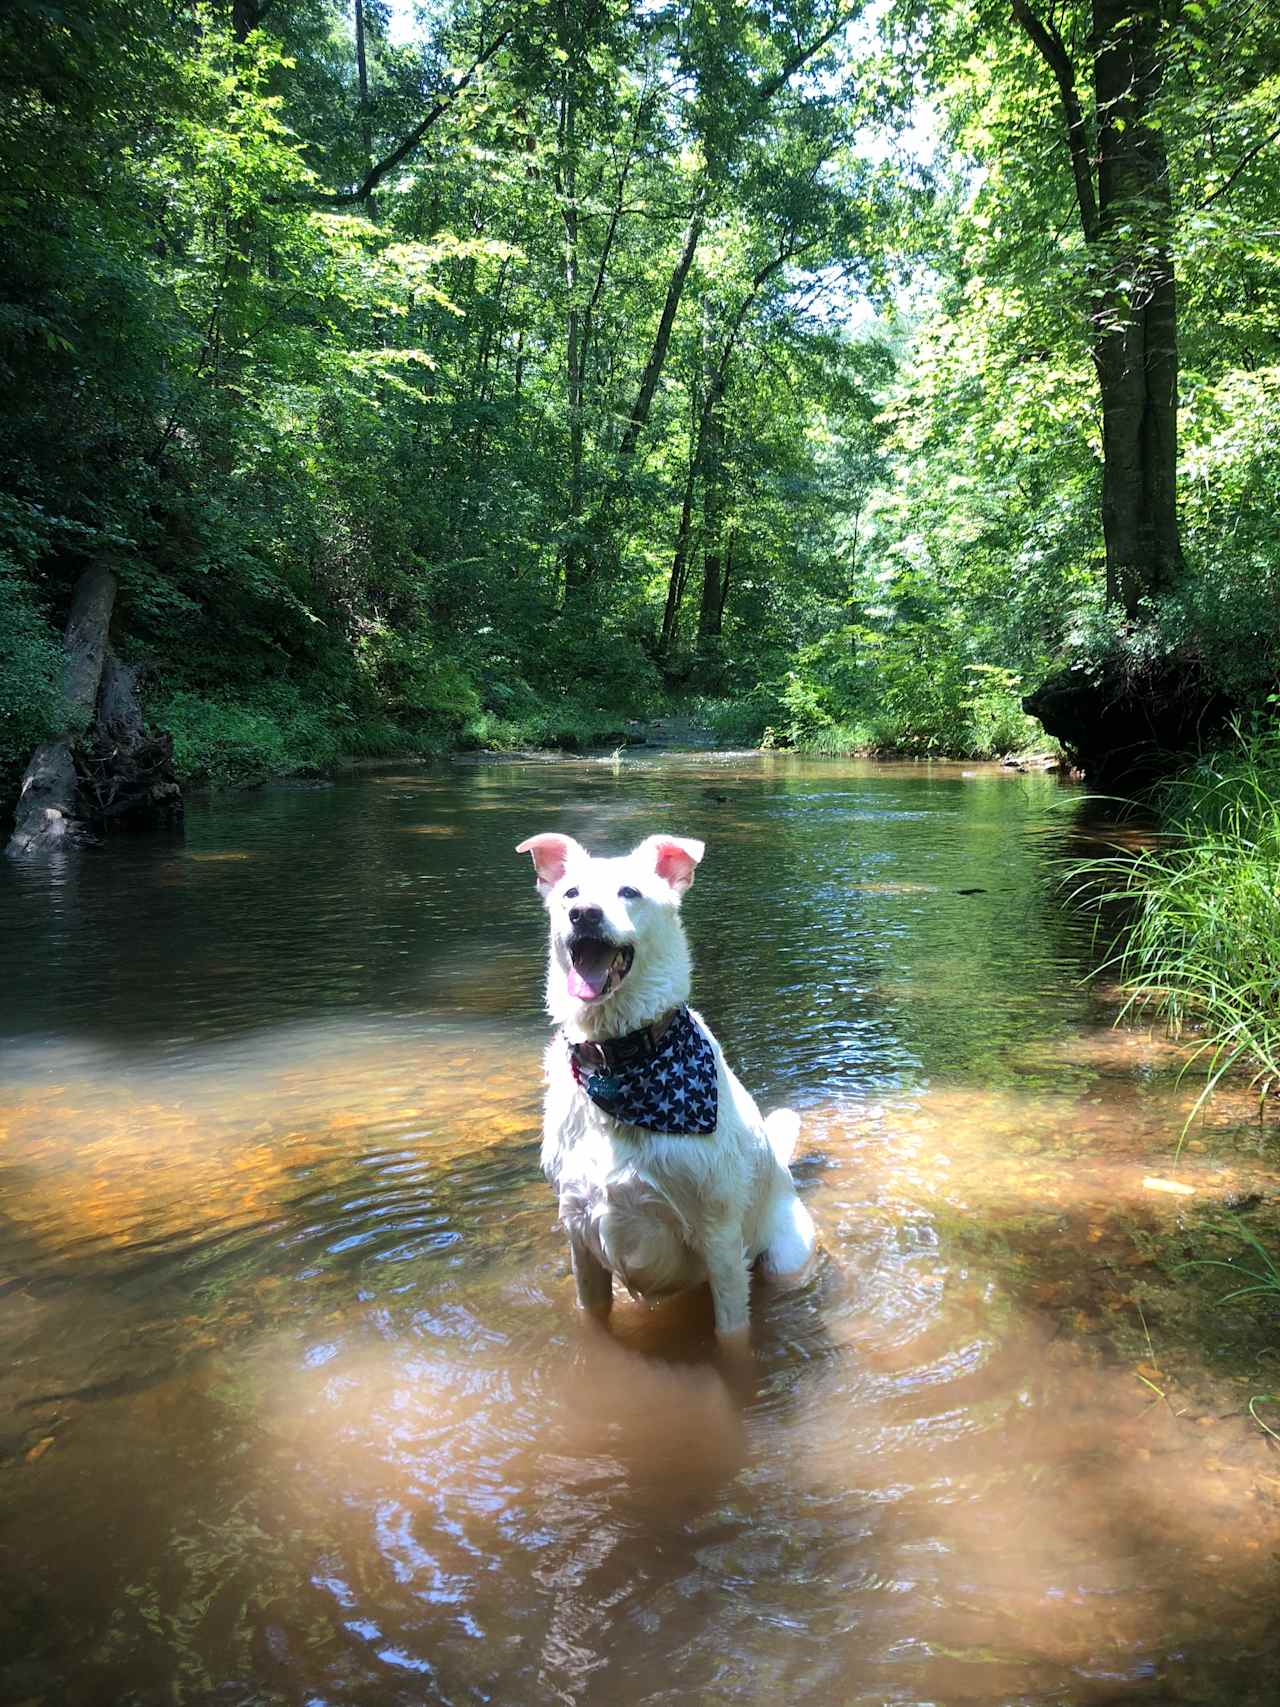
568;1007;681;1074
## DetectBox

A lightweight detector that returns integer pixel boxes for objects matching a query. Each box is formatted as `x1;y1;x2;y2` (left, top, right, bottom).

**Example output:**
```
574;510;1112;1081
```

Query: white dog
517;830;816;1347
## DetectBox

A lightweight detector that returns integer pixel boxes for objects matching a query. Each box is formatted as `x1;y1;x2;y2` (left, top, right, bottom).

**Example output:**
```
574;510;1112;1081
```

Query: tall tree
1012;0;1181;615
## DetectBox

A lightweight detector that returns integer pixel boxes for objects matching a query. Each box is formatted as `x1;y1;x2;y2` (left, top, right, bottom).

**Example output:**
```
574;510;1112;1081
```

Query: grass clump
158;685;443;787
463;699;632;753
1069;725;1280;1116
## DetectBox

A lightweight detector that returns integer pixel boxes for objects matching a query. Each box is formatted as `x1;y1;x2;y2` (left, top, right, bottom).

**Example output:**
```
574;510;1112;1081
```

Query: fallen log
6;566;182;856
6;741;81;856
7;566;117;857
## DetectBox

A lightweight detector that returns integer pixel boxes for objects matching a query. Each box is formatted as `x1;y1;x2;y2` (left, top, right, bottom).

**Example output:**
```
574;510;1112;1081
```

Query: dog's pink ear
515;832;585;894
637;834;704;896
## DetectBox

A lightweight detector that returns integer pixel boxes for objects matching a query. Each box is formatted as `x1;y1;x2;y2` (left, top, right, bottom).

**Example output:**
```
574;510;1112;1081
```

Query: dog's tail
764;1107;801;1166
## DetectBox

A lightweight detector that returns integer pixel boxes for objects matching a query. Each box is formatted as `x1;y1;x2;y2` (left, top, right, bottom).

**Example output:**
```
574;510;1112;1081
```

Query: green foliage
681;690;778;747
159;682;447;787
774;631;1045;756
1068;727;1280;1119
0;499;75;787
0;0;924;795
462;699;632;754
0;559;62;788
353;623;481;725
159;689;345;786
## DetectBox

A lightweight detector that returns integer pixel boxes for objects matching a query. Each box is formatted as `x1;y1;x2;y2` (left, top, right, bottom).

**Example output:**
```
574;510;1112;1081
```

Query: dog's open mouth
566;937;634;1003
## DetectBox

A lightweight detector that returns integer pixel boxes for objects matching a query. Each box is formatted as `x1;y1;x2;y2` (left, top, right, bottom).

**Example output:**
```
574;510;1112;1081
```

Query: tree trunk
98;650;145;746
1092;0;1181;613
617;190;706;462
697;350;725;644
1014;0;1183;617
354;0;372;168
659;442;700;659
7;742;80;857
716;528;736;631
78;651;183;828
61;563;117;729
560;88;588;599
232;0;257;43
846;499;863;646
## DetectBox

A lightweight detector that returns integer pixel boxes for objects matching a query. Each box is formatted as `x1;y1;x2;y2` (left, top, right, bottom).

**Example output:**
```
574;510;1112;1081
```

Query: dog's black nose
568;903;603;929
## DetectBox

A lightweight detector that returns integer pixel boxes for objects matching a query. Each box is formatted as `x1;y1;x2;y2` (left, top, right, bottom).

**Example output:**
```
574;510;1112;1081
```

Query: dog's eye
563;886;579;900
618;885;641;900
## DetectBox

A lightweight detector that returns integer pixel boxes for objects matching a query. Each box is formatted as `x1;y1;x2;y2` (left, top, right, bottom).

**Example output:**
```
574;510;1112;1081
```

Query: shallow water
2;754;1278;1705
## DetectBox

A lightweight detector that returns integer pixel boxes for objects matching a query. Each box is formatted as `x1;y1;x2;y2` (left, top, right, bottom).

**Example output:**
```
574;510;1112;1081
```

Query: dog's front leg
704;1218;751;1347
570;1235;613;1317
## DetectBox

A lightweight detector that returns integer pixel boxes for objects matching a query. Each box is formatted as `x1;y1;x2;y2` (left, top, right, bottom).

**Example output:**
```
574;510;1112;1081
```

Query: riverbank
1071;726;1280;1119
155;691;1059;797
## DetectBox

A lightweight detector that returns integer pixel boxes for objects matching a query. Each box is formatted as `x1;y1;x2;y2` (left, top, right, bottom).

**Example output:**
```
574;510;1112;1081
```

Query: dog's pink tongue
567;964;609;1001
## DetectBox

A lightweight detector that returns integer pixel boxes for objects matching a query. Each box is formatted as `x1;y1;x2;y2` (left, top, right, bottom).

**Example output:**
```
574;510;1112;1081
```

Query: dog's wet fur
517;832;817;1346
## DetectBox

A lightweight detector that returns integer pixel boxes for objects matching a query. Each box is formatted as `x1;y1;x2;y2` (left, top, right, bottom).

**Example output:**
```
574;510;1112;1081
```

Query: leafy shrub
681;690;780;746
353;621;481;724
463;698;631;753
769;630;1048;757
535;622;664;718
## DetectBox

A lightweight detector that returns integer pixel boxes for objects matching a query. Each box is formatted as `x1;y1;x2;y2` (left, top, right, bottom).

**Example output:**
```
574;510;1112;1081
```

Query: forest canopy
2;0;1278;789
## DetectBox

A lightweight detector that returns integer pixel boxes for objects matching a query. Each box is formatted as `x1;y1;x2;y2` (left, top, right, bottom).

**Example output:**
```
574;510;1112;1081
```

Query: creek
2;753;1278;1704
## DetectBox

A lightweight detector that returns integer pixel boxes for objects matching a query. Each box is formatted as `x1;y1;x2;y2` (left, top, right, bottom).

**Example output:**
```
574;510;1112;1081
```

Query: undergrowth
679;669;1055;759
462;702;633;753
1066;724;1280;1121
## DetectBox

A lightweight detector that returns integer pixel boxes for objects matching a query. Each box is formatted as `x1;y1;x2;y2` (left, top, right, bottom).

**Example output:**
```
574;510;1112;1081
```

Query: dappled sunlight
0;1018;543;1271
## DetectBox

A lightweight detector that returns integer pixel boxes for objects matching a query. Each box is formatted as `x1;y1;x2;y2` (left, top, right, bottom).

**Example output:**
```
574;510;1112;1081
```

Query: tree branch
1011;0;1099;243
755;7;861;105
1197;118;1280;210
301;30;510;208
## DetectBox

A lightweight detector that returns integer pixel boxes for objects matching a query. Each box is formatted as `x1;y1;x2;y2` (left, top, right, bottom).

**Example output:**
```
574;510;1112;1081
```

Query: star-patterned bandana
568;1006;719;1135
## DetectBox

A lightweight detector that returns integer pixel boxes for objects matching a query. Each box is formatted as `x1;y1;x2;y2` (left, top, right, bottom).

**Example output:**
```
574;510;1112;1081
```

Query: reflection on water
2;755;1279;1705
